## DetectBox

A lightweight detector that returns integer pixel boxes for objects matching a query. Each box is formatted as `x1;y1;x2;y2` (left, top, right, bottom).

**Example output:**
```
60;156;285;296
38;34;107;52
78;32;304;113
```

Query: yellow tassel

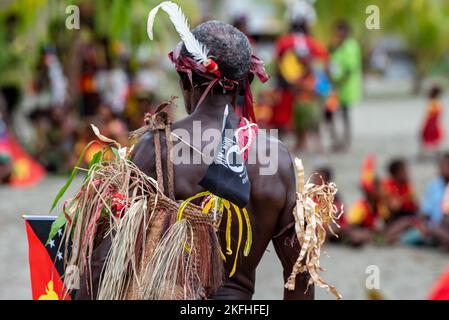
229;203;243;277
224;200;232;255
176;192;253;278
177;191;210;220
242;208;252;256
202;196;215;213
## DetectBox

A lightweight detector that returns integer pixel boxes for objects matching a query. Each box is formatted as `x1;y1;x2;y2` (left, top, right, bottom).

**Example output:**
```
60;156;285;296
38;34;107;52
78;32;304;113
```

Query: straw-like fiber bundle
284;158;342;299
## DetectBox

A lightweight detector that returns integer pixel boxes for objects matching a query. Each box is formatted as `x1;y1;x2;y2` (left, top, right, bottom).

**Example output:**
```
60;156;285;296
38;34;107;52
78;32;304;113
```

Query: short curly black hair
181;20;252;81
388;158;406;177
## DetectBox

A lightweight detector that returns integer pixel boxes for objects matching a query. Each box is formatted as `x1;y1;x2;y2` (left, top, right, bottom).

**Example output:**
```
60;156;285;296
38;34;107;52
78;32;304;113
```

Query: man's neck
190;93;235;119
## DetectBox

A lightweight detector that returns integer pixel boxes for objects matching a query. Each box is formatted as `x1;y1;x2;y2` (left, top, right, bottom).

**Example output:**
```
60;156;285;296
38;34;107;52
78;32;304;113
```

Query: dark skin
385;164;410;215
76;77;312;300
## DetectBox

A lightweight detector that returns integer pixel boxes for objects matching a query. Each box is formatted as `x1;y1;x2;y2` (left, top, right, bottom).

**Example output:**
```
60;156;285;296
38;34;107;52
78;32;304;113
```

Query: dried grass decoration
47;107;225;300
285;158;343;299
47;108;340;300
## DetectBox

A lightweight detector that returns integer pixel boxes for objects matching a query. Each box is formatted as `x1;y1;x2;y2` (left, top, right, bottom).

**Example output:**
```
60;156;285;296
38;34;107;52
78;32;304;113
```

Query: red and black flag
0;115;46;187
23;215;71;300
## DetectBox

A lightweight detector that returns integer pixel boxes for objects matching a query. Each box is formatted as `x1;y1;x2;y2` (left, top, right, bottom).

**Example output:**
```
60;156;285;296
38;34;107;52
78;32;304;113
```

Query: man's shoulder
131;130;157;176
248;131;295;197
252;130;294;172
133;130;155;154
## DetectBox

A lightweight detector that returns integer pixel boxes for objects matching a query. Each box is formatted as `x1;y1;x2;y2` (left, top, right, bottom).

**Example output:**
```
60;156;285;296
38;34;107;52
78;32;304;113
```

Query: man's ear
178;73;194;114
248;73;255;84
178;72;191;91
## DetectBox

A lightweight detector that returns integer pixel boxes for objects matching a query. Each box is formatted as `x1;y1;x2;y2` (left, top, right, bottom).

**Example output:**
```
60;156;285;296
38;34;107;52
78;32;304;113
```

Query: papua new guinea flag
199;106;251;208
23;215;70;300
0;116;46;187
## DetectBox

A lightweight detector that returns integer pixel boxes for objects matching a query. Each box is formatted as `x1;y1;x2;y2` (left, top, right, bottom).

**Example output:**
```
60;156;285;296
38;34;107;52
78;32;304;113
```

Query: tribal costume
272;26;329;131
49;1;341;300
271;0;329;132
347;155;388;230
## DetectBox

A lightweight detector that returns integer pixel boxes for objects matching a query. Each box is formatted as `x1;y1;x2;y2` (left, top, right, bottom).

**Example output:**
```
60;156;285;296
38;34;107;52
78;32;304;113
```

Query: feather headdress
286;0;317;24
147;1;219;75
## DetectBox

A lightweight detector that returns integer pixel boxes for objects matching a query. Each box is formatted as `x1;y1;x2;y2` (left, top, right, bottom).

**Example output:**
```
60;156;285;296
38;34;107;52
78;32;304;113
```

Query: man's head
429;84;442;100
388;158;408;184
439;153;449;182
333;20;350;46
290;18;310;35
178;21;252;112
312;166;333;185
288;0;315;35
232;14;249;35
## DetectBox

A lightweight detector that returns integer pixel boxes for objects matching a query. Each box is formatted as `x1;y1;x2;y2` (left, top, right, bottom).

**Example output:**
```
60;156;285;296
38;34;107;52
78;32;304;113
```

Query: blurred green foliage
0;0;200;88
312;0;449;83
1;0;449;89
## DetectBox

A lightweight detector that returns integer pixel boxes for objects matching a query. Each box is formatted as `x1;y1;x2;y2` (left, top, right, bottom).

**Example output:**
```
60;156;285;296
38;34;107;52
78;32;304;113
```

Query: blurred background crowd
2;0;449;299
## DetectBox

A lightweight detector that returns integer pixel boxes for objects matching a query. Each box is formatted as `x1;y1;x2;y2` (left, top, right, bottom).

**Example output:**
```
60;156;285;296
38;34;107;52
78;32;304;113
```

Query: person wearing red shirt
382;158;418;220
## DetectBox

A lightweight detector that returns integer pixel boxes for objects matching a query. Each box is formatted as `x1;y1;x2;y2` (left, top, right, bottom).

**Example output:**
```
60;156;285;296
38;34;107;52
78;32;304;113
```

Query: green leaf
111;147;120;159
46;211;67;245
88;150;103;169
101;199;111;218
49;141;98;213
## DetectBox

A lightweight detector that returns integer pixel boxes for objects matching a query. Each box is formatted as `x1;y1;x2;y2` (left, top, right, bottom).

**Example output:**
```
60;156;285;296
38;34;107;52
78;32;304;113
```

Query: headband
147;1;269;122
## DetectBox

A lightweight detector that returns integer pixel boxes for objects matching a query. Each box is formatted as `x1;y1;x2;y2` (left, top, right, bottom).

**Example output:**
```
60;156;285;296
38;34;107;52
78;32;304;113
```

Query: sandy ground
1;90;449;300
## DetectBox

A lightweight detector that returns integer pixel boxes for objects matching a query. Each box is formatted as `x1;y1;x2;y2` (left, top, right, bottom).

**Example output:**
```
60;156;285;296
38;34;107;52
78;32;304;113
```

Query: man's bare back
131;98;313;299
75;17;312;300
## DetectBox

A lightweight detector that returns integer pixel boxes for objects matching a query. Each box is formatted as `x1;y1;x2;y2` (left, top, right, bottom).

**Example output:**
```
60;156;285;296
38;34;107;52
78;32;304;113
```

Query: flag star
57;229;63;237
47;239;55;248
57;251;63;261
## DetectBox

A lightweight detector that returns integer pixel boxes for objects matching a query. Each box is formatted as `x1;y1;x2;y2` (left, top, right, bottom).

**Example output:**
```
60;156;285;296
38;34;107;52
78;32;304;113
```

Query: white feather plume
147;1;209;64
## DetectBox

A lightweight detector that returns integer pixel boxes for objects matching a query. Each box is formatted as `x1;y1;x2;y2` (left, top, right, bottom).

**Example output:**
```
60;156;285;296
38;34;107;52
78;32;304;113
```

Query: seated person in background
422;153;449;226
381;158;423;244
311;166;345;240
346;178;388;246
382;158;418;220
345;155;389;246
427;186;449;250
420;154;449;249
385;154;449;246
